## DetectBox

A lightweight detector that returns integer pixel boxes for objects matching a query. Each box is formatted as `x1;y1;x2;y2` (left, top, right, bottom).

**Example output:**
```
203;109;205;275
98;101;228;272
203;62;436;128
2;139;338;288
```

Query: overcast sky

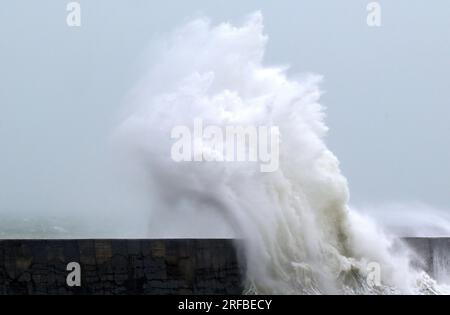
0;1;449;225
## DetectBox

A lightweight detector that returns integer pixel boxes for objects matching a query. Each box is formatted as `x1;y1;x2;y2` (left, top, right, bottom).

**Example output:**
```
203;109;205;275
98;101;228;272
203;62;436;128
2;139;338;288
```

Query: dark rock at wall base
0;239;245;295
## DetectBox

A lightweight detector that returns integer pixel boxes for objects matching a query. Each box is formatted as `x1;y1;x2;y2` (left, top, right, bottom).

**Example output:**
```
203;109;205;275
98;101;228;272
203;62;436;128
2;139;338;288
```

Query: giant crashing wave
115;12;446;295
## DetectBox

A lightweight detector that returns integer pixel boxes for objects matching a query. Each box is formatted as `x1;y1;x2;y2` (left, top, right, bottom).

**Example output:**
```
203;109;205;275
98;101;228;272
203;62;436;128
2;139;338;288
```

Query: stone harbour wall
0;239;244;295
403;237;450;284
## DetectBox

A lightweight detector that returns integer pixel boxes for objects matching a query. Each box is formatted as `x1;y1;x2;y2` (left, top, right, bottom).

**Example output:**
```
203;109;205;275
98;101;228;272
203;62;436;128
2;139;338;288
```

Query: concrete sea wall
403;237;450;284
0;239;244;295
1;237;449;294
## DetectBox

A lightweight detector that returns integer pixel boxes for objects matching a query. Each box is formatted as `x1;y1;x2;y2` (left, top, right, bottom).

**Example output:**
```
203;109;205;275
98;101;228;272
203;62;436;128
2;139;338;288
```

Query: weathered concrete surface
403;237;450;284
0;239;244;295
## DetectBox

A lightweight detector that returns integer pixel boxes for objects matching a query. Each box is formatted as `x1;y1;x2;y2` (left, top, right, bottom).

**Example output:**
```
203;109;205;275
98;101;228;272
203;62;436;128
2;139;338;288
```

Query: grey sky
0;1;449;229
